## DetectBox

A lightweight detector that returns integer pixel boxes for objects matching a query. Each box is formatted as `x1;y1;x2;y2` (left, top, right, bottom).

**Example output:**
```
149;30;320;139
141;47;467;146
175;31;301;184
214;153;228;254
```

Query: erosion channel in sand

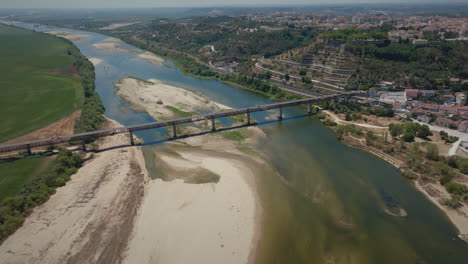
116;77;268;264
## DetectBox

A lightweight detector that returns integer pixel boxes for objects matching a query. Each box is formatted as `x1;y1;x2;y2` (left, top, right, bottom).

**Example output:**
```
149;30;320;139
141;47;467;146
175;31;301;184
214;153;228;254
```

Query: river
14;22;468;263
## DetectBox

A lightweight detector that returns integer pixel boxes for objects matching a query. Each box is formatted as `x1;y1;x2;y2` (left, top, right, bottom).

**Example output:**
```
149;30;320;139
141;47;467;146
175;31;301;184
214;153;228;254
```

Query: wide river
16;22;468;263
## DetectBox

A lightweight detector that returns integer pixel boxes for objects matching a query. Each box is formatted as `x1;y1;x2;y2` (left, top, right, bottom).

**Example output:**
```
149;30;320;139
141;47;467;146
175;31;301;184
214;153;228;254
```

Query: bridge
0;92;358;154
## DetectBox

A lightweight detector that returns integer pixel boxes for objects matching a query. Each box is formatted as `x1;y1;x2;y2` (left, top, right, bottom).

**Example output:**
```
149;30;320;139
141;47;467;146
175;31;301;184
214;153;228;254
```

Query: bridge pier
307;102;312;115
278;106;283;120
211;117;216;131
129;131;135;146
82;141;86;151
26;144;31;155
172;125;177;138
246;110;251;125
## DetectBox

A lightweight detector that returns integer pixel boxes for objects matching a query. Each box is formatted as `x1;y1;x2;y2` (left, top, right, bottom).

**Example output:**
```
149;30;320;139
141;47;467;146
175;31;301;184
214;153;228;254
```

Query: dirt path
0;119;148;264
324;110;388;129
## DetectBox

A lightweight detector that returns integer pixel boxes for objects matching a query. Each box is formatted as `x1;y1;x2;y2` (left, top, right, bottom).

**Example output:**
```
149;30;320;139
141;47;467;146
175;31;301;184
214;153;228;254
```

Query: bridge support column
129;131;135;146
307;102;312;115
278;106;283;120
211;117;216;131
26;144;31;155
246;110;251;125
82;141;86;151
172;125;177;138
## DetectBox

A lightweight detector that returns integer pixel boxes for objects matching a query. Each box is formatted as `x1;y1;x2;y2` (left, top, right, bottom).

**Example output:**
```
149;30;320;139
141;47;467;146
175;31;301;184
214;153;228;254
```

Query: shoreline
333;122;468;241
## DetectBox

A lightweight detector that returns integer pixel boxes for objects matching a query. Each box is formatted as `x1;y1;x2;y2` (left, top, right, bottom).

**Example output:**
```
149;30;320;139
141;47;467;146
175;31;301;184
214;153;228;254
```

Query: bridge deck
0;93;356;153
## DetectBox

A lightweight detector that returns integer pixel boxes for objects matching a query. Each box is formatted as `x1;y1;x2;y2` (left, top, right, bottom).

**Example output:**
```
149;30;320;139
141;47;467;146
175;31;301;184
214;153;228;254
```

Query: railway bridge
0;92;359;154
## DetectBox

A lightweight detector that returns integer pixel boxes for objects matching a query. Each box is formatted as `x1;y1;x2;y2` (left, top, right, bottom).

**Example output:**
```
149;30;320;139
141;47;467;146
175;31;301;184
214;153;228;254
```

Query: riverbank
116;77;266;263
323;111;468;241
0;118;148;263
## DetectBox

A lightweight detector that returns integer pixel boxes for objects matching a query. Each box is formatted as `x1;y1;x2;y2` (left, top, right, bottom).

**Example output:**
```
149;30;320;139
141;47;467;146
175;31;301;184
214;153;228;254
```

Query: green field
0;157;52;201
0;24;83;142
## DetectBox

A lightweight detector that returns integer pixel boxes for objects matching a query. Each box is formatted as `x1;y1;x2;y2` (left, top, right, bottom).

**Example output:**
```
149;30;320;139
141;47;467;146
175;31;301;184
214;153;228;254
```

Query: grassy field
0;157;52;201
0;24;83;142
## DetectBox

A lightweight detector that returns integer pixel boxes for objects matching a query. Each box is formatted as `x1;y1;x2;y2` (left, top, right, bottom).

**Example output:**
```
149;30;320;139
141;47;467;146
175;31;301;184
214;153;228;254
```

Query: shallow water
15;22;468;263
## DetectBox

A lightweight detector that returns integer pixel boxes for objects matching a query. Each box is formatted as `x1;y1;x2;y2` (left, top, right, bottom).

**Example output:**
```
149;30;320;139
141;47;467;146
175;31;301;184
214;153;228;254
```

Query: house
443;94;456;104
458;120;468;133
405;89;419;100
450;78;461;83
459;106;468;114
419;90;437;98
379;91;406;103
421;103;440;113
455;92;466;106
368;88;380;98
439;105;459;115
416;114;432;123
435;117;459;129
379;81;394;90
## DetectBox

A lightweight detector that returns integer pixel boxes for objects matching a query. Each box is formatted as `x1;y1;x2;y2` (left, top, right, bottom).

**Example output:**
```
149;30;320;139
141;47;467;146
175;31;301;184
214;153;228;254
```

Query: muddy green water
15;22;468;264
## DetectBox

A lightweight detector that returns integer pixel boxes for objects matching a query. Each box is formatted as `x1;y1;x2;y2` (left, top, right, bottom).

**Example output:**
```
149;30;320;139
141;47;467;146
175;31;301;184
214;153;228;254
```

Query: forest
146;16;316;62
345;40;468;91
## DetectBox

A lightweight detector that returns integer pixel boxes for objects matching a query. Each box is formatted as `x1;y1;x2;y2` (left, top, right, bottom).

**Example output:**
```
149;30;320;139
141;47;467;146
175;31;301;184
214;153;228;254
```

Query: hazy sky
0;0;459;9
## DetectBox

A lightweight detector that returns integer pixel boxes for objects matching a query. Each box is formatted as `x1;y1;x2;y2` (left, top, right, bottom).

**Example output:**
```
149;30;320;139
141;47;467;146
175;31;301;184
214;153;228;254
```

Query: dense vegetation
404;144;468;208
67;44;105;134
318;25;392;41
0;25;83;142
0;149;83;242
345;40;468;91
388;122;432;142
143;16;316;62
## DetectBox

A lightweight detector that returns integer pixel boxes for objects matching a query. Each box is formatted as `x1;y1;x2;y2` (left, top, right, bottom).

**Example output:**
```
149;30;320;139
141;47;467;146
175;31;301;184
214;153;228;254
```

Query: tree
299;68;307;76
425;144;439;161
401;132;415;142
285;74;290;81
417;125;431;138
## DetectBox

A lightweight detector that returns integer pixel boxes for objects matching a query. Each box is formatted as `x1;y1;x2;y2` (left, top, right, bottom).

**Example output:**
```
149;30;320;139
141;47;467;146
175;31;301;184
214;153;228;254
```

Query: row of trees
0;149;83;242
67;44;105;135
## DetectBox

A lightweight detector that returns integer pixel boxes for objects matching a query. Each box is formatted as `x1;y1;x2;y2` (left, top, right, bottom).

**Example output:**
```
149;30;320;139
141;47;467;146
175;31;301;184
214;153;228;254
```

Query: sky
0;0;462;9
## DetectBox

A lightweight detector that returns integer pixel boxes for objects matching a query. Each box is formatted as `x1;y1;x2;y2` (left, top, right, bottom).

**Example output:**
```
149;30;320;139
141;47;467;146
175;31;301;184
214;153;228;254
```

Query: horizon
1;0;467;9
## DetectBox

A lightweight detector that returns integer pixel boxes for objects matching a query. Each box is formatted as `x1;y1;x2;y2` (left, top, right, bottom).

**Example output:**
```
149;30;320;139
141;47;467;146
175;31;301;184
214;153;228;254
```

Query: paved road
413;120;468;156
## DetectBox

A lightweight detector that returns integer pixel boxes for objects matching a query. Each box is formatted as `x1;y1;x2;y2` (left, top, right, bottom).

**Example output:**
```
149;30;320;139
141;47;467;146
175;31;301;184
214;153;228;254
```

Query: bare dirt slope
1;110;80;145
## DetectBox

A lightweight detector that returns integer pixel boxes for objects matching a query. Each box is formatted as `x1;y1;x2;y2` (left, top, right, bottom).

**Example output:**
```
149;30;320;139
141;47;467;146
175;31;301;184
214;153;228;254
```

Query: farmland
0;24;83;142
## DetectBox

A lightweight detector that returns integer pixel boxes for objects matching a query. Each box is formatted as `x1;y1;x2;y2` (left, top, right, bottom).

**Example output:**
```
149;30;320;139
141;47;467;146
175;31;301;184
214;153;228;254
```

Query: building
416;114;432;123
435;117;459;129
458;120;468;133
419;90;437;98
455;92;467;106
405;89;419;100
443;94;456;104
379;92;407;104
379;81;394;90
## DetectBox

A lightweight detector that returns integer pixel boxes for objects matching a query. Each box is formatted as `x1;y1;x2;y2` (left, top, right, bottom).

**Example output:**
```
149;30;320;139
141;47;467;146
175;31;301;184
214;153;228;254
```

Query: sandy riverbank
137;51;165;64
415;180;468;241
115;77;222;119
45;31;88;41
0;118;148;263
117;77;264;263
89;57;103;66
100;22;140;30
